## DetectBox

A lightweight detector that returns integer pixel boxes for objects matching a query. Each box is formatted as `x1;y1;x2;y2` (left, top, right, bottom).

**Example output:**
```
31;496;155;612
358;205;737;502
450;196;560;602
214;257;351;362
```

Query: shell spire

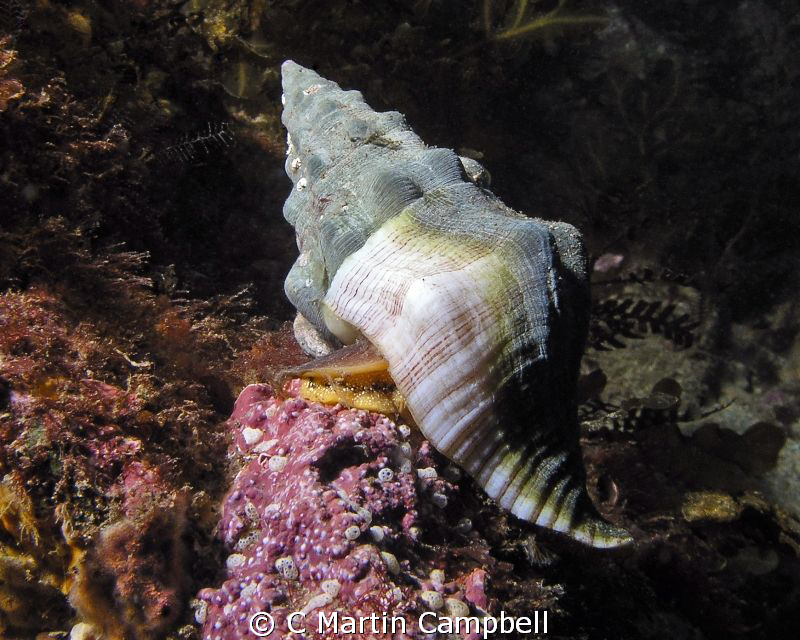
280;60;632;548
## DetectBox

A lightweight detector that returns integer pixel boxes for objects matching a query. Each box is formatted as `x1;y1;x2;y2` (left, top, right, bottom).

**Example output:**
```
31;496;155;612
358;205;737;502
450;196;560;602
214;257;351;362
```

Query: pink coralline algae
196;384;495;639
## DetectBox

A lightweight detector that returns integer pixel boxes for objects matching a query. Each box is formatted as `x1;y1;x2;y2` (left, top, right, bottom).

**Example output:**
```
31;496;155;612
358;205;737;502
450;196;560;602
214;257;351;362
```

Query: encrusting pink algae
196;383;491;640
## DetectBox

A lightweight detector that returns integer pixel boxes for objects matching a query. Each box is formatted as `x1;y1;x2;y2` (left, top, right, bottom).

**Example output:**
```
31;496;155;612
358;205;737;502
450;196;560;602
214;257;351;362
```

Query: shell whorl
280;61;631;548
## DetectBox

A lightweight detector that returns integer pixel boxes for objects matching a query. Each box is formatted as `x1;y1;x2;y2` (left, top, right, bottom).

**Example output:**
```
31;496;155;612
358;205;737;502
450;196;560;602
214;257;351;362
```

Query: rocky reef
196;384;491;639
194;379;800;639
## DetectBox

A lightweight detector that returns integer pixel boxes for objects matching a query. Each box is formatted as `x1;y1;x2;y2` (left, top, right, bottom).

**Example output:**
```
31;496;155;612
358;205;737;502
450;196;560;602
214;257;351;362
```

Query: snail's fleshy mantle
280;60;631;548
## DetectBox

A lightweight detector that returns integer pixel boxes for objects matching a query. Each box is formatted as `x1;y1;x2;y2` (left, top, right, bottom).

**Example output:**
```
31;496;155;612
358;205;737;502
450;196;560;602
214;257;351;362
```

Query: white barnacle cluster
390;441;414;474
279;61;633;549
190;598;208;625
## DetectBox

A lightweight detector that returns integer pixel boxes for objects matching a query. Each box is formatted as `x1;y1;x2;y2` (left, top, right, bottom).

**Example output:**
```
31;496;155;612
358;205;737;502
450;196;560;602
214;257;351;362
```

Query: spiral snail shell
280;61;631;548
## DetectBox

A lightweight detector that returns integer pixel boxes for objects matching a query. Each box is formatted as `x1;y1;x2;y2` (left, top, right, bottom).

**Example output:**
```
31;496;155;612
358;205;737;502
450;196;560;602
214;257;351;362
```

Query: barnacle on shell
279;61;631;548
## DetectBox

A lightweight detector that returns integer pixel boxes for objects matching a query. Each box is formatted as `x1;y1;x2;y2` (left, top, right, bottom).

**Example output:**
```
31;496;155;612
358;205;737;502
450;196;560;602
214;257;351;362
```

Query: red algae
196;384;494;640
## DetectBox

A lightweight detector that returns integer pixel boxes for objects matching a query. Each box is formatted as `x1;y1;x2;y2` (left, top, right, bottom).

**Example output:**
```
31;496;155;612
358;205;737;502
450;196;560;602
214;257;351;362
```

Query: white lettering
249;612;274;637
454;616;481;635
318;611;338;633
482;615;497;639
287;611;305;633
501;611;516;633
419;611;438;633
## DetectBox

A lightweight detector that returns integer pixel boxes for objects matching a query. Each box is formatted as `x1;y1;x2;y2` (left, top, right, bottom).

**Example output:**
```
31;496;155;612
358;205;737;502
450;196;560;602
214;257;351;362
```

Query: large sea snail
279;61;632;548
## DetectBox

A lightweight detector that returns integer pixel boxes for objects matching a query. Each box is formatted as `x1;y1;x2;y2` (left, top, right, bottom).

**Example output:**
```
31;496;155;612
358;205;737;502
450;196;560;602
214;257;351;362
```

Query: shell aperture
280;61;631;548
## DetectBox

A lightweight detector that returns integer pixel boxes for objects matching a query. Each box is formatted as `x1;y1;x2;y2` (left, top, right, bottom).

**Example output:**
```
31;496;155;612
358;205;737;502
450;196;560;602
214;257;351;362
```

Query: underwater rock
69;463;188;640
279;61;630;547
196;384;498;639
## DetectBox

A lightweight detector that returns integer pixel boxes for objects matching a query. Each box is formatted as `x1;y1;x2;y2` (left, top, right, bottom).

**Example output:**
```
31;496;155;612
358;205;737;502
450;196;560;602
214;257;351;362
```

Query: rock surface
197;383;496;639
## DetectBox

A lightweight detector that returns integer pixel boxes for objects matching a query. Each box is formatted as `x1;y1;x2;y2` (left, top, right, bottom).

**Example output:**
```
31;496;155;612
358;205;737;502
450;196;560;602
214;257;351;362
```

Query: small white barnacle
269;455;288;472
234;530;260;551
244;501;260;524
444;597;470;617
420;590;444;610
344;525;361;541
430;569;445;586
378;467;394;483
281;93;286;105
369;525;385;542
320;579;341;597
226;553;246;571
275;555;299;580
397;424;411;438
253;438;278;453
417;467;437;480
380;551;400;575
290;157;302;172
431;492;448;509
191;598;208;625
303;83;322;95
242;427;263;445
296;177;308;192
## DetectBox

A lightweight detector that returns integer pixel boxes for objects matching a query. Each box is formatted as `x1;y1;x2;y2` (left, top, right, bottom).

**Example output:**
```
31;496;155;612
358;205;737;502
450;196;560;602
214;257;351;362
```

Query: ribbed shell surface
281;61;631;547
